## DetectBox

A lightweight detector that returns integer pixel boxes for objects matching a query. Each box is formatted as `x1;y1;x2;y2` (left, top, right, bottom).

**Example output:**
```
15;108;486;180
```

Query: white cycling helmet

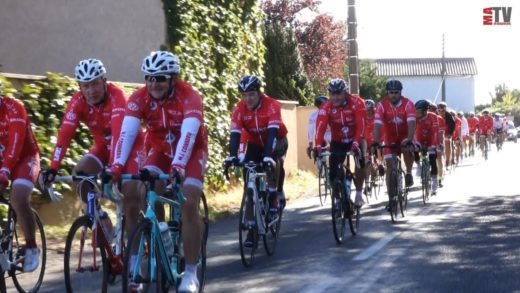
141;51;180;75
74;58;106;82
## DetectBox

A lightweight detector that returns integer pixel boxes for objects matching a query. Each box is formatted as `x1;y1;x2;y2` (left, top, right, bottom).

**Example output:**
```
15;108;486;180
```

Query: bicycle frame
123;173;186;285
241;162;268;234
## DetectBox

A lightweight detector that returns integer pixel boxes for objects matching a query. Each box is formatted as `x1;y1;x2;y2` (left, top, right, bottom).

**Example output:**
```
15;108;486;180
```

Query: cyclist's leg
10;155;40;248
181;146;207;287
273;137;288;206
73;146;106;201
445;137;452;168
429;151;438;193
402;145;414;186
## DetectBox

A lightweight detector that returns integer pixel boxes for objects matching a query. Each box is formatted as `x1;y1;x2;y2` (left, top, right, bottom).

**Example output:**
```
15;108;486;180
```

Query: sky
314;0;520;105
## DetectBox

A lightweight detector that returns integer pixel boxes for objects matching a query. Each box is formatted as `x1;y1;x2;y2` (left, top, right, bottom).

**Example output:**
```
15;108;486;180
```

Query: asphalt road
6;140;520;292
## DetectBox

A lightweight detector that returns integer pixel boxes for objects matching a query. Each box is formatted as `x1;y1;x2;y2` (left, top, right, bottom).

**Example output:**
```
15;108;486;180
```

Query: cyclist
41;58;144;249
314;79;366;207
414;100;440;194
428;102;446;187
460;111;469;157
0;89;41;272
224;75;288;237
373;79;416;191
111;51;208;292
493;113;504;149
467;112;479;155
364;99;385;189
451;110;462;165
307;96;330;159
437;102;455;170
478;110;493;154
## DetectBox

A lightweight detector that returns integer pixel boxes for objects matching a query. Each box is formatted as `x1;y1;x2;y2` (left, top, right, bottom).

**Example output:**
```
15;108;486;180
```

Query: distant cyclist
307;96;330;159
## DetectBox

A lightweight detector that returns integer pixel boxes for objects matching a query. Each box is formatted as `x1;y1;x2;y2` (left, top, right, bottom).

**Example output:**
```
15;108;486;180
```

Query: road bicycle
378;144;409;223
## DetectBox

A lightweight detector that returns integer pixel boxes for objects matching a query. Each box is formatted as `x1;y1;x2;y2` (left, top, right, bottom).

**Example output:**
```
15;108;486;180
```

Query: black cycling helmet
415;99;430;111
386;79;403;91
314;96;328;107
328;78;348;94
238;75;262;92
365;99;376;109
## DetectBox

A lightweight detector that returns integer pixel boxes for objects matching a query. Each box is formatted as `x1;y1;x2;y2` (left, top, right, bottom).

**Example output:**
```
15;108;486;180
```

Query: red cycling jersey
436;113;446;134
230;94;288;148
50;83;128;170
120;80;208;163
415;112;439;147
314;94;365;146
453;116;462;140
374;96;416;145
0;96;40;174
479;115;493;135
467;116;479;134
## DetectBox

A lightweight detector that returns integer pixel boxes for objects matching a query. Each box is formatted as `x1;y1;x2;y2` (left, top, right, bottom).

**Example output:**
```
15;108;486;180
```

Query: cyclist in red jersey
364;99;385;186
478;110;493;153
111;51;207;292
314;79;366;207
373;79;416;188
428;102;446;187
467;112;479;155
451;110;462;165
414;100;440;194
437;102;456;170
0;91;41;272
225;75;288;212
41;59;144;245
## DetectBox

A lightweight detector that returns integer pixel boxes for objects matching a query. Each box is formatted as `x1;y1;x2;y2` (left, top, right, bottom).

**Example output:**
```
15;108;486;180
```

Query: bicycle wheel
10;209;47;293
263;203;281;256
197;193;209;292
64;215;108;293
399;172;408;217
331;179;346;244
318;162;327;206
123;219;166;293
238;189;257;267
348;202;359;236
388;170;399;223
421;163;430;204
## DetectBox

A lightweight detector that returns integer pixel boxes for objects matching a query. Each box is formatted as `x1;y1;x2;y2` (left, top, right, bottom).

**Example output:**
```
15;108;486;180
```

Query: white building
375;58;478;113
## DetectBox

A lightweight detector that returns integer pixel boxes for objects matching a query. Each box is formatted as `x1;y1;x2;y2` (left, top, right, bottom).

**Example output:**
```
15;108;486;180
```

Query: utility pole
347;0;359;95
441;33;446;102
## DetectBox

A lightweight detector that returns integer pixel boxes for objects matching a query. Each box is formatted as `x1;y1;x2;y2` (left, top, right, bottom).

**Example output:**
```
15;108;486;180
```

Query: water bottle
159;222;174;260
87;191;96;216
99;210;113;243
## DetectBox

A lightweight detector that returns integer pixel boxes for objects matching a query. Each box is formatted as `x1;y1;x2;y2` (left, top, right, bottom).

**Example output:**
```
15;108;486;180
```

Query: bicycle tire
399;171;407;217
421;160;430;204
238;189;257;267
318;163;327;206
11;209;47;293
331;179;346;244
389;169;399;223
123;218;166;293
198;193;209;292
64;215;108;293
0;274;5;293
263;204;281;256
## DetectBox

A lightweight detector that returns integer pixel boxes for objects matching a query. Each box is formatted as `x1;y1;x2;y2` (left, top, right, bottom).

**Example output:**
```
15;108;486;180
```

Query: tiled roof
374;58;477;77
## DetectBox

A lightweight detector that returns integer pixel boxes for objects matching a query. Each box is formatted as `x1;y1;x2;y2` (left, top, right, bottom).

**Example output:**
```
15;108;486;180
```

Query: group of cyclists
0;48;513;291
306;78;507;212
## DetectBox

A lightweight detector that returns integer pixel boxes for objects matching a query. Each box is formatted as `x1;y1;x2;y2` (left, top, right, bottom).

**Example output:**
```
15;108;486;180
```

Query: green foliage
263;22;313;105
490;89;520;125
162;0;266;189
358;60;387;101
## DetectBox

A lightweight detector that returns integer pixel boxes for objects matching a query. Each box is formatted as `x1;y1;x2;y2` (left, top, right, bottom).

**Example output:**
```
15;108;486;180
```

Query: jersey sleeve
314;106;329;146
267;100;282;129
230;105;243;134
125;91;145;119
1;101;28;173
308;111;318;143
50;96;82;170
353;98;366;142
405;100;416;122
431;114;439;145
171;91;203;168
374;102;384;125
109;86;128;164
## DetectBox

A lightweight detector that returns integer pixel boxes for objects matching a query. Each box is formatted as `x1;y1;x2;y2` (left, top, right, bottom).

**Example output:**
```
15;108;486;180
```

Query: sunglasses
145;75;171;83
388;91;400;95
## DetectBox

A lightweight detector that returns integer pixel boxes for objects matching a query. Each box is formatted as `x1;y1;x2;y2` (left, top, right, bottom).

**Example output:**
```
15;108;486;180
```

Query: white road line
353;206;434;261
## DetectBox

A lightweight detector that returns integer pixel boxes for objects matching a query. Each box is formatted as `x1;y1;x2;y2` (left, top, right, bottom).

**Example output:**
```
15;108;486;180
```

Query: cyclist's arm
1;101;28;173
264;100;282;157
113;94;143;166
432;115;440;146
353;100;365;143
50;97;82;170
109;90;128;164
229;105;242;157
405;101;416;142
308;111;317;145
373;103;384;143
314;106;329;147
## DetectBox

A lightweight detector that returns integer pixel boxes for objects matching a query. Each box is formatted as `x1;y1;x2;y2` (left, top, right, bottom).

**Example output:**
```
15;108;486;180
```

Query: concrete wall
0;0;166;83
297;106;317;174
396;76;476;113
280;101;299;172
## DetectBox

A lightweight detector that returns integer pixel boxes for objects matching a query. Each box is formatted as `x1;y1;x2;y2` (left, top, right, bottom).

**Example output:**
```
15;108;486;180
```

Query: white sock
185;264;197;276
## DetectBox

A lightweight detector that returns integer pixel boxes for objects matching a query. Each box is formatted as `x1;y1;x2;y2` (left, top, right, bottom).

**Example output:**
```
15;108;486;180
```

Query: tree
358;59;387;101
263;22;313;104
490;83;508;103
262;0;320;26
296;14;348;92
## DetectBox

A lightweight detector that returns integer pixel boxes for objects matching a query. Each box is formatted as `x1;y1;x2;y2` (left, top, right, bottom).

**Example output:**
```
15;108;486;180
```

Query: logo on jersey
393;117;404;125
53;147;62;162
66;112;76;121
88;107;94;115
342;127;349;136
244;115;252;121
165;132;175;145
150;101;157;111
0;144;4;154
128;102;139;112
318;109;326;115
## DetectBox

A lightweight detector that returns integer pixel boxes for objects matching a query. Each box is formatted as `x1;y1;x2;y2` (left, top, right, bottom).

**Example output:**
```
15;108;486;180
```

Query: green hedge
162;0;266;189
